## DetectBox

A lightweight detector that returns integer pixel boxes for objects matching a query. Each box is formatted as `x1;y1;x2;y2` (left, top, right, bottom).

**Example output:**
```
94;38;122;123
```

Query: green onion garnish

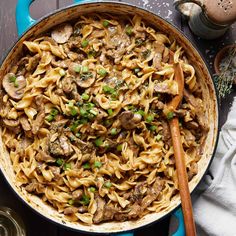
81;39;89;48
125;26;133;36
74;65;81;73
9;75;16;83
156;134;162;141
149;125;157;131
135;109;145;116
56;158;64;166
94;138;103;147
146;114;154;123
103;20;109;27
167;111;174;120
104;181;112;188
110;128;117;136
45;114;54;122
81;93;89;100
89;109;97;116
94;161;102;168
83;162;91;169
70;107;78;116
70;120;79;132
88;187;96;192
116;144;123;152
98;68;107;77
107;108;113;116
80;195;90;206
82;66;89;73
63;163;71;171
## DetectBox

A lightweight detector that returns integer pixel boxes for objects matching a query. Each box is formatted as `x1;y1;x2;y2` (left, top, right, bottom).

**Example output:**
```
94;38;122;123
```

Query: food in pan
0;14;208;224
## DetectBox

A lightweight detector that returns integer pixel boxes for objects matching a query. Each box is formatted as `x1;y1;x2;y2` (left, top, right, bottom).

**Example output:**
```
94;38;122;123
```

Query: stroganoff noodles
0;14;208;224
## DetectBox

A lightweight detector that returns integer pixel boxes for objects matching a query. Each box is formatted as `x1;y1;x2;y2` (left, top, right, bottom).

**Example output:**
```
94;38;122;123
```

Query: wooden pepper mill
174;0;236;39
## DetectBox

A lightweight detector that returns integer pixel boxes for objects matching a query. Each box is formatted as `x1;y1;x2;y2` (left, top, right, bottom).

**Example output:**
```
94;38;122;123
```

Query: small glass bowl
0;207;26;236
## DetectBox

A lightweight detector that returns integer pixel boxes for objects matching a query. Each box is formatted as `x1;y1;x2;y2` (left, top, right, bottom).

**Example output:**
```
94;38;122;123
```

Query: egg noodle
0;14;208;224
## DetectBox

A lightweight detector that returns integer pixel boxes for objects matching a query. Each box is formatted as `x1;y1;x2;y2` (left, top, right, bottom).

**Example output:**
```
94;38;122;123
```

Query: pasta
0;14;208;224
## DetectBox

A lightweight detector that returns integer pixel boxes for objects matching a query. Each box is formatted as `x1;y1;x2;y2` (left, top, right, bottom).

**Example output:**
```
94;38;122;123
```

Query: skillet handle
171;208;185;236
15;0;36;37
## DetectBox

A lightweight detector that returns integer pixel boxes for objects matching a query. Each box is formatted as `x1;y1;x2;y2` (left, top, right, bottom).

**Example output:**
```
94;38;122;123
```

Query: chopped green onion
103;20;109;27
149;125;157;131
45;114;54;122
107;108;113;116
74;65;81;73
167;111;174;120
146;114;154;123
63;163;71;171
79;107;88;117
94;161;102;168
82;66;89;73
75;132;81;138
81;39;89;48
83;162;91;169
9;75;19;88
156;134;162;141
125;26;133;36
80;195;90;206
116;144;123;152
104;119;112;127
59;69;66;76
68;199;74;205
50;108;59;116
135;109;145;117
103;85;114;94
89;109;97;116
94;138;103;147
110;128;117;136
56;158;64;166
88;187;96;192
98;68;107;77
9;75;16;83
70;121;79;132
86;102;95;109
70;107;78;116
104;181;112;188
79;118;88;124
81;93;90;101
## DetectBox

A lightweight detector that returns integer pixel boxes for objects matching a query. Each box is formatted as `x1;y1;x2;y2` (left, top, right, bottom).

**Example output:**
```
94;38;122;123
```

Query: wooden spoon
167;63;196;236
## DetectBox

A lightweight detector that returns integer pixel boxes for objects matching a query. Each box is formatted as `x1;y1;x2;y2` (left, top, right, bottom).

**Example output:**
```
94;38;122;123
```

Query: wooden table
0;0;235;235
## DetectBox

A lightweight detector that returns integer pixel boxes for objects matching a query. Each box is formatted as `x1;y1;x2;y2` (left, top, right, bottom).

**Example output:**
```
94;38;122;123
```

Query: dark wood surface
0;1;235;236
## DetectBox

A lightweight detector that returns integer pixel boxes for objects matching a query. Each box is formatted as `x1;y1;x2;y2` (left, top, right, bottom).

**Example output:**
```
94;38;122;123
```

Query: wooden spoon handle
169;117;196;236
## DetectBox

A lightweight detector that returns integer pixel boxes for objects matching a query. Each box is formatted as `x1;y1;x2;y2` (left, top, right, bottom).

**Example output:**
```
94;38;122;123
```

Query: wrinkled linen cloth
169;97;236;236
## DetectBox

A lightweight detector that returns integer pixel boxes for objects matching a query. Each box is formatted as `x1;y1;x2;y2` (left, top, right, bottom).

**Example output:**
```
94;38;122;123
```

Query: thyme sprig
214;47;236;100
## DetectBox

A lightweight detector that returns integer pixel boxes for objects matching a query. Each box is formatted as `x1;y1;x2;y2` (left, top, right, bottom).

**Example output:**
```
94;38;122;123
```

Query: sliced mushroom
72;189;83;201
2;118;20;127
2;73;26;100
61;76;74;94
77;71;96;88
119;111;142;130
19;115;31;131
51;23;73;44
35;150;55;163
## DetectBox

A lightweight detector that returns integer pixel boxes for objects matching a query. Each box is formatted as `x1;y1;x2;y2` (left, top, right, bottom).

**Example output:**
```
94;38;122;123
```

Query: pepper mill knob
205;0;236;25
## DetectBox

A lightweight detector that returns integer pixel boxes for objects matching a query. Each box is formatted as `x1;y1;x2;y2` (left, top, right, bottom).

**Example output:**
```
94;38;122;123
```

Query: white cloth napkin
169;97;236;236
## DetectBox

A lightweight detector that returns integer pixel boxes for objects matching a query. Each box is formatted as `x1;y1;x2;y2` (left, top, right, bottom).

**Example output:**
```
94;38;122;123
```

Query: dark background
0;0;235;235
